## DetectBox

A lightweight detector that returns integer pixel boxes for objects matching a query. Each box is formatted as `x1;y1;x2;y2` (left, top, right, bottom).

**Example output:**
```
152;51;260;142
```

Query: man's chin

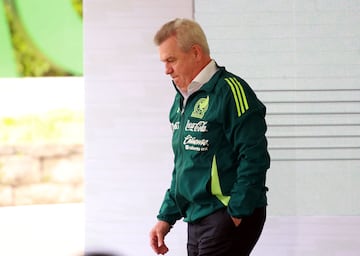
172;79;180;87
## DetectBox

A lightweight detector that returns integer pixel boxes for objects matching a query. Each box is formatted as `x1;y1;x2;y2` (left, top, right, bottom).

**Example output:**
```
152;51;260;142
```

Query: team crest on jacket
191;96;209;119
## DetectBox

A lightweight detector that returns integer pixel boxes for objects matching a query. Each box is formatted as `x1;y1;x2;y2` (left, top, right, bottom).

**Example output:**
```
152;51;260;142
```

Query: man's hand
231;217;242;227
149;220;171;255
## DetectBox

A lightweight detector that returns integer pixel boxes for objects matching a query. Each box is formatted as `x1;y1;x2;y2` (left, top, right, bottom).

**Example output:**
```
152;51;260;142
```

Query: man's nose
165;63;173;75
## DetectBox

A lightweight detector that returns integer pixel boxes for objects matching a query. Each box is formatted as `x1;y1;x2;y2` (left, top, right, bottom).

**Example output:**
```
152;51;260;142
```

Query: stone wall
0;144;83;206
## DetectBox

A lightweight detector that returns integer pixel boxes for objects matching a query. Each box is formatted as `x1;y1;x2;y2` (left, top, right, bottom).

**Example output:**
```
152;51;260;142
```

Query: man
149;18;270;256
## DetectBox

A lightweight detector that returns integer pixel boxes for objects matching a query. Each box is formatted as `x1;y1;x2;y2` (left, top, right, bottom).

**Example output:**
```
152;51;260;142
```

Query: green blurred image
0;0;83;77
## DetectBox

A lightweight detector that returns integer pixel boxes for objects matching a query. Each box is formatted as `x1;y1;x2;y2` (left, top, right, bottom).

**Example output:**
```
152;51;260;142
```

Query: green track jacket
157;66;270;225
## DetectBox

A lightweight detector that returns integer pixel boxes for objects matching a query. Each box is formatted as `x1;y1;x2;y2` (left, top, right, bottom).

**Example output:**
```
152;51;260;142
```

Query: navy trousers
187;207;266;256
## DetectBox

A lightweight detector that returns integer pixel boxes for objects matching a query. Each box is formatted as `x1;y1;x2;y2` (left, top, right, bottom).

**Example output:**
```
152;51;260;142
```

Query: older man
149;18;270;256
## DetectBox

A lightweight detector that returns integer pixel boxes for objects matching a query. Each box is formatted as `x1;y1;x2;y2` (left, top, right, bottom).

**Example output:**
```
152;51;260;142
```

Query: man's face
158;36;198;92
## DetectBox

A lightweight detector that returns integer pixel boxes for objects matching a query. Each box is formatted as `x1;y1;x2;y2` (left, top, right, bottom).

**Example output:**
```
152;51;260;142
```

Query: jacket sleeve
222;81;270;218
157;168;182;225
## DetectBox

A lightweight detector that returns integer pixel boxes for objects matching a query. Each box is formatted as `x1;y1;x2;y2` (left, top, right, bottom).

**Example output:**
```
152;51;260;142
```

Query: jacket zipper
175;92;200;222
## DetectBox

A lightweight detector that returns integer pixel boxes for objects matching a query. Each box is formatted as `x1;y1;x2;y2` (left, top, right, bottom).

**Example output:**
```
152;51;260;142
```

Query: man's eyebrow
161;56;176;62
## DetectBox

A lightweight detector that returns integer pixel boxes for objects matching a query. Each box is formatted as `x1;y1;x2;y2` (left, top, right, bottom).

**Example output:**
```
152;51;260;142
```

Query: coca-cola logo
184;120;208;132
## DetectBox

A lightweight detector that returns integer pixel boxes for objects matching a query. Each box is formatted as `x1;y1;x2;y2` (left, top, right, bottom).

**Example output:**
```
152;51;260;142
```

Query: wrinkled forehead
158;36;182;62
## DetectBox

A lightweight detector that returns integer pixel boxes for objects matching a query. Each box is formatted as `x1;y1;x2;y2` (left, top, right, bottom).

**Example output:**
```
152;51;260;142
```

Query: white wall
195;0;360;216
85;1;360;255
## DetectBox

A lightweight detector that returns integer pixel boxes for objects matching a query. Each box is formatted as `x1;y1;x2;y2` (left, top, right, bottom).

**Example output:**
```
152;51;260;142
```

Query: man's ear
191;44;203;59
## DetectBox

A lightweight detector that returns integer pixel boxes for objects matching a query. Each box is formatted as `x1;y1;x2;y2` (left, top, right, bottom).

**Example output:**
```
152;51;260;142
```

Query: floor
1;203;359;256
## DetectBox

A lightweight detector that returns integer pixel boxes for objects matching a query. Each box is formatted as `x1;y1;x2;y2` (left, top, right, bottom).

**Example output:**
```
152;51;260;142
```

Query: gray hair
154;18;210;55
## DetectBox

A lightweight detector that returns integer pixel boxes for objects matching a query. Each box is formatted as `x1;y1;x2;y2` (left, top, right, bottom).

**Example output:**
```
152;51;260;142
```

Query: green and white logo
191;96;209;119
